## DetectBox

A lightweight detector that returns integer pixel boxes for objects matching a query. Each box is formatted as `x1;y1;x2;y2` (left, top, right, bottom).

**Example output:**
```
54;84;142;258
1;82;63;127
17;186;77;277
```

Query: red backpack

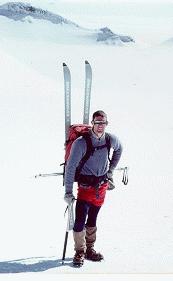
64;124;92;162
62;124;111;183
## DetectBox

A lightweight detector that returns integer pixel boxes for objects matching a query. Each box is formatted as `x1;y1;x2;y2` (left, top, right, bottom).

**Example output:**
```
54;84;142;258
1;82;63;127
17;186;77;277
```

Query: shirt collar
91;128;105;140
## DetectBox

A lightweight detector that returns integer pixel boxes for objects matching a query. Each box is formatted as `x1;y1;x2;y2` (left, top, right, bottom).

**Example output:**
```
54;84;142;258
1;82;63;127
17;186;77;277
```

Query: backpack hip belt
77;174;107;188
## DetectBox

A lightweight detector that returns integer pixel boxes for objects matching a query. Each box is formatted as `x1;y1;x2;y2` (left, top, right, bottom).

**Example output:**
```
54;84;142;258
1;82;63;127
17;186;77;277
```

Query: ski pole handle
66;199;75;231
61;199;75;264
122;167;128;185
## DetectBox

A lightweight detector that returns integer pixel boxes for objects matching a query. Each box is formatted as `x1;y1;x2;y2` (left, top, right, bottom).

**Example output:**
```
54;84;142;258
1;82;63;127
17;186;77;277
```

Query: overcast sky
58;0;173;3
0;0;172;4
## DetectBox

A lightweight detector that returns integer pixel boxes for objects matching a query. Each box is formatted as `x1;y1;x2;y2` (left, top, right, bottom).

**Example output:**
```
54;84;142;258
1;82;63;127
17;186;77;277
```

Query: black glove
107;170;115;190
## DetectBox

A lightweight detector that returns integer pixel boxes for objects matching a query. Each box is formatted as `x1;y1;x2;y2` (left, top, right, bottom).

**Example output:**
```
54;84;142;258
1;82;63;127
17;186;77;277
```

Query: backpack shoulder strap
105;133;111;162
76;132;93;176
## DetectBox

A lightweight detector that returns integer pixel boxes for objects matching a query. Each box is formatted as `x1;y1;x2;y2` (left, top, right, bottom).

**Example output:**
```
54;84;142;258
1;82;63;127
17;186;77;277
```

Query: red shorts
77;182;109;206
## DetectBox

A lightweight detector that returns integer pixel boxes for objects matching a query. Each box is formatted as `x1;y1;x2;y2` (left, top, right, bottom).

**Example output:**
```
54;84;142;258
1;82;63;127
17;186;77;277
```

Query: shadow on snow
0;256;73;273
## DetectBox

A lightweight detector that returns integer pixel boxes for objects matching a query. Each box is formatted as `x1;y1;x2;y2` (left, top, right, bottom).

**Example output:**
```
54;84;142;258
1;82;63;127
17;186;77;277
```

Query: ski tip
63;62;67;67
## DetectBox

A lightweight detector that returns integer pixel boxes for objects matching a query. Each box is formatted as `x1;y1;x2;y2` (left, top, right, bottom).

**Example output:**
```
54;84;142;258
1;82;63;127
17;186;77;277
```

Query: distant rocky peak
0;2;79;26
97;26;134;44
3;2;36;11
0;2;48;15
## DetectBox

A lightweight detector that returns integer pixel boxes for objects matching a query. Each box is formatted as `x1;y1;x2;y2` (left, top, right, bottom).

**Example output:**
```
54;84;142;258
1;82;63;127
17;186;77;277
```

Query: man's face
92;116;108;136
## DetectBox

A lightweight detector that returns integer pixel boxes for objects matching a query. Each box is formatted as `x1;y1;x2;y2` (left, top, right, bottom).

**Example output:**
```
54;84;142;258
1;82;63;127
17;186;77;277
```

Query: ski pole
34;167;129;178
62;198;75;265
35;172;63;178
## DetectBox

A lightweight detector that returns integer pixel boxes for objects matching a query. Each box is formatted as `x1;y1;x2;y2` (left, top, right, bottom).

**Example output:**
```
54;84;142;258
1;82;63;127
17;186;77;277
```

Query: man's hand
64;192;75;204
107;170;115;190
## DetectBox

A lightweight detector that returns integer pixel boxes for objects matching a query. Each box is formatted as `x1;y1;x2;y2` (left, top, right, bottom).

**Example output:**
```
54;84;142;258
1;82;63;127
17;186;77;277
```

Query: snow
0;1;173;280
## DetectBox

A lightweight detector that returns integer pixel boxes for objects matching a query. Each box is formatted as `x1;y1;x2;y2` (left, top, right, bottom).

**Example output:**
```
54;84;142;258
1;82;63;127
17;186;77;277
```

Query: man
64;110;122;267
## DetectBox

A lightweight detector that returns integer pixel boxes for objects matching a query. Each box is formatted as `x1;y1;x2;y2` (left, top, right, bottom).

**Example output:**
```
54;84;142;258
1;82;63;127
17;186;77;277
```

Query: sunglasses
93;121;108;125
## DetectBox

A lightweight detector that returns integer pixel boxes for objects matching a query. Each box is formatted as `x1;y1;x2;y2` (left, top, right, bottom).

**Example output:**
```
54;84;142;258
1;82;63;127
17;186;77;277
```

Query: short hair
92;110;107;120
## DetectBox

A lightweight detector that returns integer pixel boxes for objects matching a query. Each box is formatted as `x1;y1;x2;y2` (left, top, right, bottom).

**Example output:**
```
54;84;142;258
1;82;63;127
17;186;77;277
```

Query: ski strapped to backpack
35;61;129;187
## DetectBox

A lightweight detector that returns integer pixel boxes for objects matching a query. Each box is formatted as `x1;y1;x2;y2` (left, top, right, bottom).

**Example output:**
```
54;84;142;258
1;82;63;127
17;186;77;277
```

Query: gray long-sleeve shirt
65;130;122;193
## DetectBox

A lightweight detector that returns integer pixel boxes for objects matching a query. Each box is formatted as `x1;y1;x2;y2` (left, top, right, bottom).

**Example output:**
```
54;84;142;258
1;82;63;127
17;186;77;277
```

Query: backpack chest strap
92;143;108;151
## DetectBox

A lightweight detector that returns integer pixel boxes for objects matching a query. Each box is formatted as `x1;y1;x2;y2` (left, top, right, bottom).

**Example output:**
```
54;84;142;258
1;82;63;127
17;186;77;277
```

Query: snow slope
0;0;173;279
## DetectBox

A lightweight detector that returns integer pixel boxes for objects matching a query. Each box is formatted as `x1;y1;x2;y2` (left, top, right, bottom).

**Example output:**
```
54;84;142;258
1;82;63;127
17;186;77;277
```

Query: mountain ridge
0;2;134;45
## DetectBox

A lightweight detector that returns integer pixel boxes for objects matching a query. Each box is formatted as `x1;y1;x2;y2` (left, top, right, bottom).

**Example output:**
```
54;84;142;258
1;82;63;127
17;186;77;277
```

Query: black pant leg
73;200;90;232
86;204;101;227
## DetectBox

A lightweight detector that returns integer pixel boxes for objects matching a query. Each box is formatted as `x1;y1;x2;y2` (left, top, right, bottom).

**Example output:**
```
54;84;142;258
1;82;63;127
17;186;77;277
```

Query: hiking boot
85;248;104;261
85;226;103;261
73;251;85;267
